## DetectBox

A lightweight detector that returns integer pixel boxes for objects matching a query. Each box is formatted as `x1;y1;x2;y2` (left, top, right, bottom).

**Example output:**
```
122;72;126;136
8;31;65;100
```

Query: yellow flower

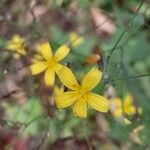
69;32;84;47
111;94;136;117
54;86;64;97
111;94;142;124
124;118;132;125
7;34;26;55
111;98;123;117
31;54;43;63
29;42;70;86
123;95;136;115
56;67;110;118
54;85;64;106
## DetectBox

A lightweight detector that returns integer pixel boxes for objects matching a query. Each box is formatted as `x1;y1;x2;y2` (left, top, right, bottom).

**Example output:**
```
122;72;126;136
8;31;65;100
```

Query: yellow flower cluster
7;34;26;55
29;42;110;118
6;33;110;118
69;32;84;47
110;95;142;124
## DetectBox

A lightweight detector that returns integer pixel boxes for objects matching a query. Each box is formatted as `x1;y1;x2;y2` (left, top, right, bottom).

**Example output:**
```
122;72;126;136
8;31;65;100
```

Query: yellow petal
7;35;24;49
73;98;87;118
12;34;24;43
7;41;23;51
31;54;43;63
81;67;102;91
87;93;110;113
18;48;26;55
54;86;64;106
124;117;132;125
111;98;123;117
44;69;55;86
123;95;135;115
82;67;102;91
124;106;136;115
113;108;123;117
56;91;78;108
54;86;64;97
37;42;52;60
123;94;133;107
7;35;26;55
29;61;47;75
7;44;26;55
55;63;63;73
138;108;142;114
69;32;84;47
57;66;80;90
54;45;70;61
7;42;16;50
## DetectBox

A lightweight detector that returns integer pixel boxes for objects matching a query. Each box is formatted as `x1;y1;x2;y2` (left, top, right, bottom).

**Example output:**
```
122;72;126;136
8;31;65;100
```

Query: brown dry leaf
104;85;116;99
90;7;116;37
50;137;89;150
86;54;101;64
85;46;103;65
11;89;27;105
0;67;29;104
26;5;48;25
69;0;78;13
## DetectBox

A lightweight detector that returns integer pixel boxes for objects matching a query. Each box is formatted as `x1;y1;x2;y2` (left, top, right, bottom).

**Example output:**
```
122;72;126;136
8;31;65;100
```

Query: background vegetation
0;0;150;149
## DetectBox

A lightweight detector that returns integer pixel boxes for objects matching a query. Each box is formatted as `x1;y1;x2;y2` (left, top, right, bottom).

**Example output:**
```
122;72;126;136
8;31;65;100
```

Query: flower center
13;42;23;49
77;88;87;99
47;59;57;70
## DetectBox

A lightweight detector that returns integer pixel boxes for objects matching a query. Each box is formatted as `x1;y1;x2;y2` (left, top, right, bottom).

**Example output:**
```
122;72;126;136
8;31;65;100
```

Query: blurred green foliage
0;0;150;149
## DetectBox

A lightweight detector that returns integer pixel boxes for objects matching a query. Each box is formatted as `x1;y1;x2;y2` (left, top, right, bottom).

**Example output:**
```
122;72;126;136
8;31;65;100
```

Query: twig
19;112;45;134
0;118;26;126
0;112;45;133
24;113;45;128
103;73;150;83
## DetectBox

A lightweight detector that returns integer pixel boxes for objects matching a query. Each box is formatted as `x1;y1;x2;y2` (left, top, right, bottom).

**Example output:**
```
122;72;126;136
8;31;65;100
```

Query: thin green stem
103;0;144;74
104;73;150;83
